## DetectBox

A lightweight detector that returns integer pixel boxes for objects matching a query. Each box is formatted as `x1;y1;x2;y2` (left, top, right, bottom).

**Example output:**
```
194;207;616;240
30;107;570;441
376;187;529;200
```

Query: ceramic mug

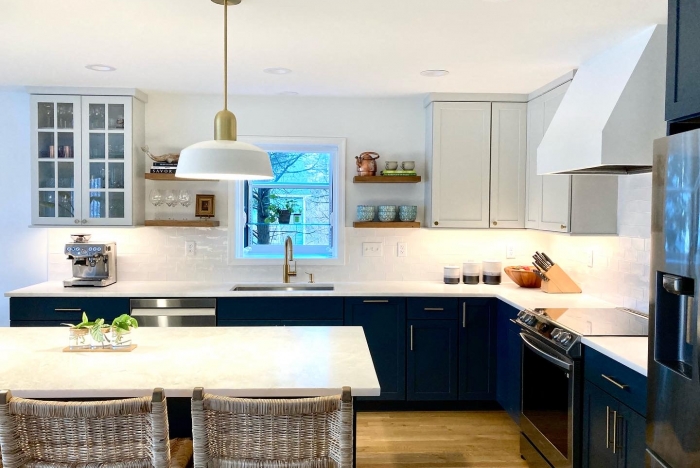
385;161;399;170
402;161;415;171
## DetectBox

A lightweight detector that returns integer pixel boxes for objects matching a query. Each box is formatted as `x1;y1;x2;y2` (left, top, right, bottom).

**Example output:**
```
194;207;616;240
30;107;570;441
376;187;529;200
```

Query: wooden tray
63;344;138;353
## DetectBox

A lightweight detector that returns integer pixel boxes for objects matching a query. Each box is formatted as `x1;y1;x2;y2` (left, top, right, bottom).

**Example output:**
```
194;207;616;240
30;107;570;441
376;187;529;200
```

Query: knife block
542;265;582;294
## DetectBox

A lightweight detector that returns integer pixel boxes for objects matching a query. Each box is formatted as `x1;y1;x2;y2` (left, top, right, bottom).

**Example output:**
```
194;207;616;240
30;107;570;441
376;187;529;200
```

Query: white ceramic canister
482;260;502;285
462;261;481;285
444;265;461;285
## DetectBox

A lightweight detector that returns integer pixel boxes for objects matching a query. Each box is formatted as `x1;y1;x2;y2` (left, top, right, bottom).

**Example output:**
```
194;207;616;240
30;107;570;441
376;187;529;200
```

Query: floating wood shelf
145;220;220;227
145;173;218;182
353;221;421;229
353;176;421;183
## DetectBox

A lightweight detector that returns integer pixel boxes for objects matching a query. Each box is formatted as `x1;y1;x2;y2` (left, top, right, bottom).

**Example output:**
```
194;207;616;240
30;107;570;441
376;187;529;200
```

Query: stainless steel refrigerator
648;128;700;467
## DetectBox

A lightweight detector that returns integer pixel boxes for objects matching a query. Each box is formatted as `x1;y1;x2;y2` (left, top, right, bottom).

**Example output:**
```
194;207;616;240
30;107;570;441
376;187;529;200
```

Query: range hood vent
537;25;667;176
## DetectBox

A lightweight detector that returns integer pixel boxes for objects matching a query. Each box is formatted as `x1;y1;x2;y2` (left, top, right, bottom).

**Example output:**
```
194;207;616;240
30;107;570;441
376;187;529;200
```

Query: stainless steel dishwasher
130;298;216;327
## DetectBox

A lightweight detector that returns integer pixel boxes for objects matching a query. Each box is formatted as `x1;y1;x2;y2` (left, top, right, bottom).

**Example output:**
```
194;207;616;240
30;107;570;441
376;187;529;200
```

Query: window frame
228;136;346;266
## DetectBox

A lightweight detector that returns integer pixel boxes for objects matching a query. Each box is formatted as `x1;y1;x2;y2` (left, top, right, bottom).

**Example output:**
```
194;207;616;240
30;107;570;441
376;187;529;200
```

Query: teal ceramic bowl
398;205;418;222
377;205;397;222
356;205;376;222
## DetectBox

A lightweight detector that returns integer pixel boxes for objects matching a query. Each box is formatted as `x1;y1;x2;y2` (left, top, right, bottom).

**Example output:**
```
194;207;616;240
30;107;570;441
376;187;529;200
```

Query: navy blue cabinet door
617;401;646;468
583;383;620;468
459;299;496;400
344;298;406;401
667;0;700;122
10;297;129;324
496;301;522;422
407;319;459;401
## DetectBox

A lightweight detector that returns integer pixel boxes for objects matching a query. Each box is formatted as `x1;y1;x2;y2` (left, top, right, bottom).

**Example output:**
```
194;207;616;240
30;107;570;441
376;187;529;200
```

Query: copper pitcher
355;152;380;176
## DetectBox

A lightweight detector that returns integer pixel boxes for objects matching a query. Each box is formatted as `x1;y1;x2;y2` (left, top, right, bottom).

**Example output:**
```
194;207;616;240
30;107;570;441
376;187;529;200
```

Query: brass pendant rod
223;0;228;110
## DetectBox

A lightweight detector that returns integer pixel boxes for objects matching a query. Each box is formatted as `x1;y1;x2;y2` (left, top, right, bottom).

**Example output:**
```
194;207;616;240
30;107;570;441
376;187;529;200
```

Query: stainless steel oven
520;331;580;468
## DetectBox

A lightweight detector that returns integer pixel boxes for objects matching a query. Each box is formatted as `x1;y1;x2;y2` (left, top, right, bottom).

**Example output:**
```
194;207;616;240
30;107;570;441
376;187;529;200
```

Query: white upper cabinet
426;102;492;228
30;94;145;226
490;103;527;228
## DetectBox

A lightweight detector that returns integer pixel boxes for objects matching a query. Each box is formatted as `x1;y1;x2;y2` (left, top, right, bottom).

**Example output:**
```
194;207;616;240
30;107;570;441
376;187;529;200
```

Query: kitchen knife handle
410;325;414;351
601;374;629;390
606;406;610;449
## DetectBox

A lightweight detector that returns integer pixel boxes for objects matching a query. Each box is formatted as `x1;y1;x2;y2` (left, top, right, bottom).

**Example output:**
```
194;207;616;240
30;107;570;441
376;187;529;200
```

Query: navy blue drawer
217;297;343;321
10;297;129;323
407;298;458;320
584;346;648;417
217;319;343;327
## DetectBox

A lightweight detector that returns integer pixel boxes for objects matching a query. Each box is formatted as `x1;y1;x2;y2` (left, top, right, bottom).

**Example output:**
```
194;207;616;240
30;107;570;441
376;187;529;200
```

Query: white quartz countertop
5;280;614;311
582;336;649;376
0;327;380;399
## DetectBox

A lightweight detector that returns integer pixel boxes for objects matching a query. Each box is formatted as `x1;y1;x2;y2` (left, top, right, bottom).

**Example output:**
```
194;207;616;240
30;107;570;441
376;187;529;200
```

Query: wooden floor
356;411;529;468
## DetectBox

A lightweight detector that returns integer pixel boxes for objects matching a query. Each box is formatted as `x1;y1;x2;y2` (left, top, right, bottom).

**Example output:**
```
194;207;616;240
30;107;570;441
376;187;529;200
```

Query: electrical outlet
398;243;408;257
362;242;383;257
587;250;594;268
506;245;515;259
186;241;196;257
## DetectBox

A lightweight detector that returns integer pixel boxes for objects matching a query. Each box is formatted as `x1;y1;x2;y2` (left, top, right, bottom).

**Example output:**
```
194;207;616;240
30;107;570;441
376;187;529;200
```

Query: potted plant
63;312;92;350
111;314;139;349
266;195;300;225
89;318;112;349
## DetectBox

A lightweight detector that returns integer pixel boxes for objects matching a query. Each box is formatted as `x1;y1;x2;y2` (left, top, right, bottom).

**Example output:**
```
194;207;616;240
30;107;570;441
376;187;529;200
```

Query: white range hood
537;25;667;175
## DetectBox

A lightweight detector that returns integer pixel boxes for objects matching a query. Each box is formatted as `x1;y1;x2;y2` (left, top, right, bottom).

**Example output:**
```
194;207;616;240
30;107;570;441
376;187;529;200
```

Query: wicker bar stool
0;388;192;468
191;387;353;468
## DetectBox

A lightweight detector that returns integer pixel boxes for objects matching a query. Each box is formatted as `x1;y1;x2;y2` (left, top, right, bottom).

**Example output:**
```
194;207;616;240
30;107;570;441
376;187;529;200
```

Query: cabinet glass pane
38;132;55;158
57;162;74;188
38;162;55;188
89;133;106;159
89;104;105;130
108;104;125;130
38;191;55;217
109;192;125;218
57;191;75;218
57;132;74;159
108;133;124;159
37;103;54;129
57;103;73;129
89;192;106;218
108;163;125;188
90;163;106;189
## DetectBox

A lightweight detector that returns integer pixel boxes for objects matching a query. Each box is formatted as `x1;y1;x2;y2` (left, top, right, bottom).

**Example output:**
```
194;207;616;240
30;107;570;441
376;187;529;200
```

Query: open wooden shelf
353;176;421;183
353;221;421;229
145;173;218;182
145;220;220;227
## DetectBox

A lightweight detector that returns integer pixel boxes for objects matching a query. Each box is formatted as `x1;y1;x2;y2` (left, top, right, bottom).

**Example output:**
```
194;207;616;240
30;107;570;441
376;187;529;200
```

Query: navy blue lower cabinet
617;401;646;468
217;297;344;323
407;319;459;401
496;300;522;422
458;299;496;400
583;382;620;468
217;320;282;326
344;298;406;401
10;297;129;325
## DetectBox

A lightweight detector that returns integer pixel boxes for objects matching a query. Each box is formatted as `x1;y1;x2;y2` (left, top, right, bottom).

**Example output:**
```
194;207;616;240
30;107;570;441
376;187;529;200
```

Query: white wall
0;91;47;325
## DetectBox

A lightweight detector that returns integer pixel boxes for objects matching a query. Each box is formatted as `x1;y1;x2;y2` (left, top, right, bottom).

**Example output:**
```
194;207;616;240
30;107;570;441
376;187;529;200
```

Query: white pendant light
176;0;273;181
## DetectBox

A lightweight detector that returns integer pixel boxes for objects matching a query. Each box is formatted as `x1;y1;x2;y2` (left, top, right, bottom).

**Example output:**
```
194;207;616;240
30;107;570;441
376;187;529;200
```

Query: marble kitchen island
0;326;380;398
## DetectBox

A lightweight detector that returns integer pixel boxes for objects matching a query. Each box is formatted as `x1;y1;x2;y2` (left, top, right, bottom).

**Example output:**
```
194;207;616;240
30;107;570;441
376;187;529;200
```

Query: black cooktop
531;307;649;337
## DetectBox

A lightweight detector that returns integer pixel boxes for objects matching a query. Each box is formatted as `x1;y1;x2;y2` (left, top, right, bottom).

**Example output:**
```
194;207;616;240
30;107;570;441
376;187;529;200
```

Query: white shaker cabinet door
525;95;545;229
427;102;491;228
490;103;527;229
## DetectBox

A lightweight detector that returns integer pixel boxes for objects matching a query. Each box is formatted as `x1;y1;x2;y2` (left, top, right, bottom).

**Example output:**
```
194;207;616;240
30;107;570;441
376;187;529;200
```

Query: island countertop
0;326;380;399
4;281;614;311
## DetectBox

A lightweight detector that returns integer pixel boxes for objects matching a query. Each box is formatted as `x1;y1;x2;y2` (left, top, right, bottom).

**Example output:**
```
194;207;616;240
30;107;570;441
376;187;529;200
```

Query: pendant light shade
177;140;273;180
175;0;273;181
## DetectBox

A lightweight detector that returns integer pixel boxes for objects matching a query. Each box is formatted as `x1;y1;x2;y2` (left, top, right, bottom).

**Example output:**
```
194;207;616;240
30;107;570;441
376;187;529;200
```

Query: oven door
520;331;576;468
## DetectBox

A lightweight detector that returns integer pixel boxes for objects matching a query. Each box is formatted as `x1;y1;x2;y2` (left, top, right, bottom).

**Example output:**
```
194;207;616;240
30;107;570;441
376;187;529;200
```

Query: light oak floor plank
356;411;529;468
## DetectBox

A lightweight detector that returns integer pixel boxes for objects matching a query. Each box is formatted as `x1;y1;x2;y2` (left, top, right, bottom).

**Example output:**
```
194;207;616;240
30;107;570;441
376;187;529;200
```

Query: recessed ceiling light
264;67;292;75
85;64;116;72
421;69;450;77
278;91;299;96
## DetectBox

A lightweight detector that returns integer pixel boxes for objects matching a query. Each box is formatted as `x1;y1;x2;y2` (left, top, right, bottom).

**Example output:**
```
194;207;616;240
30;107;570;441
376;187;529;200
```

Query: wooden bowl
504;266;542;288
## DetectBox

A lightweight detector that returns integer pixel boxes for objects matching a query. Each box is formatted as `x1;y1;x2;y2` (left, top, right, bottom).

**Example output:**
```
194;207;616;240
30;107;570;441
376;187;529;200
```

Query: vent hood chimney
537;25;667;175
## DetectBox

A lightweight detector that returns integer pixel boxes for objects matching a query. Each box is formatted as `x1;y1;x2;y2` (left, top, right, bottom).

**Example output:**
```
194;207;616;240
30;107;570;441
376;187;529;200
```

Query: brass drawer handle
363;300;389;303
54;308;81;312
601;374;629;390
424;308;444;311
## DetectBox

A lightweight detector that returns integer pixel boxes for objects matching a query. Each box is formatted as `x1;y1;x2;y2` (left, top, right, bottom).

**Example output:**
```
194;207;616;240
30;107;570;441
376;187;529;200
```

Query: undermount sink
231;283;335;292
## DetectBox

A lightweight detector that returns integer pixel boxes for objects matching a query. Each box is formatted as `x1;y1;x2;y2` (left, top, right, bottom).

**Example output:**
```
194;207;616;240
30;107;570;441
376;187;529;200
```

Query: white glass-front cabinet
30;94;144;226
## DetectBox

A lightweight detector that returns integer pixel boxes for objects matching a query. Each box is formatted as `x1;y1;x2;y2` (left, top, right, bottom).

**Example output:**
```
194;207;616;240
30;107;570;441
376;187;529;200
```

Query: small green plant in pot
63;312;93;350
266;195;300;225
111;314;138;349
89;318;112;349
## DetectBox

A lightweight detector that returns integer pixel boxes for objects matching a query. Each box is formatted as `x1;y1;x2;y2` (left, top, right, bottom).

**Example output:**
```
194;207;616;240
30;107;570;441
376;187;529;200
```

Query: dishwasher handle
131;308;215;317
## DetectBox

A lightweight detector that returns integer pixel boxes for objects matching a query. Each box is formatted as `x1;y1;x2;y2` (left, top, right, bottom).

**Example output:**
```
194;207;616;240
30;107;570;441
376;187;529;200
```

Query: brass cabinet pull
601;374;629;390
55;308;81;312
410;325;414;351
434;221;439;226
606;406;610;449
363;300;389;303
612;410;618;454
492;221;498;226
462;302;466;328
561;224;567;229
424;307;444;311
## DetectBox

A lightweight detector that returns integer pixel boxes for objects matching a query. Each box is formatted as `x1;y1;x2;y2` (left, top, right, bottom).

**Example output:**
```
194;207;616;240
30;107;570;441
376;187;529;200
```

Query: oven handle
520;333;573;371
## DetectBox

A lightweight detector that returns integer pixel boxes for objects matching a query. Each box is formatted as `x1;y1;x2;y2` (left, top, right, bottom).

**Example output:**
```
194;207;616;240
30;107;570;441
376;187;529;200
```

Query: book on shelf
151;162;178;167
380;170;417;176
150;168;177;174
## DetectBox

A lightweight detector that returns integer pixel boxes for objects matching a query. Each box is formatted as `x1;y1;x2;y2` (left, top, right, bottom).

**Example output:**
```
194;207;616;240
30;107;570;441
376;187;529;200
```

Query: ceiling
0;0;667;96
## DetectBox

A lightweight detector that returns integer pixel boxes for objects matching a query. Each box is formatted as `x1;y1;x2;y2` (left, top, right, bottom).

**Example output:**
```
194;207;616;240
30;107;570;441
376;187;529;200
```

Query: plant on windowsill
111;314;139;349
265;195;300;225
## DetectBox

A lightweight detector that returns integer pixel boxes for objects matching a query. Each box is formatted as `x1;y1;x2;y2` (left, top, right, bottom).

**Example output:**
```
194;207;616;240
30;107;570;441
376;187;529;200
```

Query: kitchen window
229;137;346;265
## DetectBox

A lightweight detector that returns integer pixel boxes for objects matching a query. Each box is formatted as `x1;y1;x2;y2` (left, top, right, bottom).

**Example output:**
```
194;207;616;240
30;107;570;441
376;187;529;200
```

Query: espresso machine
64;234;117;287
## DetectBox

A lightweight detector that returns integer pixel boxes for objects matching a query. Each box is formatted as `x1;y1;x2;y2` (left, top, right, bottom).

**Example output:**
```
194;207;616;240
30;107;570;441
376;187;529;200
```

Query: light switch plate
398;243;408;257
363;242;383;257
